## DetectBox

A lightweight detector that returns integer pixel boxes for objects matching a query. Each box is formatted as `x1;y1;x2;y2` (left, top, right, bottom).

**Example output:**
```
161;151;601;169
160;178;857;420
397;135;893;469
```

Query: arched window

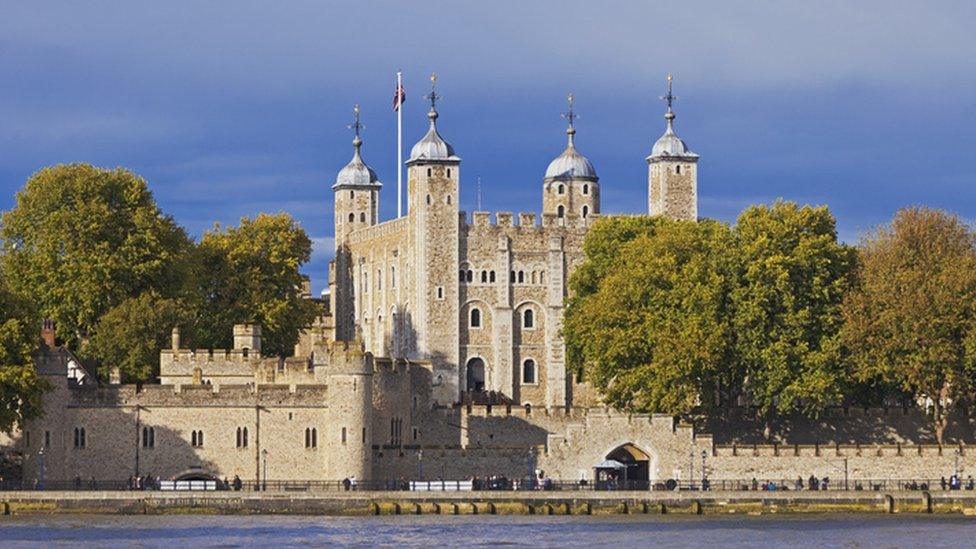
426;194;431;205
459;269;466;282
447;168;452;177
557;205;565;218
583;184;589;195
523;309;534;329
391;266;396;288
360;212;366;223
350;190;354;198
466;270;473;283
558;184;565;195
236;427;242;448
489;271;496;283
481;271;488;283
191;430;203;448
348;213;355;222
582;205;589;218
341;427;347;444
312;428;317;448
427;168;432;177
242;347;249;358
522;359;536;384
518;271;525;284
676;165;681;174
142;427;155;448
446;194;452;204
510;270;515;282
470;308;481;328
531;271;537;284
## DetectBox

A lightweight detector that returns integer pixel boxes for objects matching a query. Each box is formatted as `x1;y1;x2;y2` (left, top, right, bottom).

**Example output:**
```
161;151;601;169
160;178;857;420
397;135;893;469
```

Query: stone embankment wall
4;490;976;516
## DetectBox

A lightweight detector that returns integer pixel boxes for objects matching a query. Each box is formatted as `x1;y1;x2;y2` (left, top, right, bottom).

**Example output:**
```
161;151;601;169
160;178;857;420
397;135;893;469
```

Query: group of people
125;475;159;490
939;475;975;491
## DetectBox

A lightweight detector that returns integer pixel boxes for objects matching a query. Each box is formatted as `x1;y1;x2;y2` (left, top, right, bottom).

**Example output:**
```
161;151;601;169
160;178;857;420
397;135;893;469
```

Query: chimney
41;319;56;348
171;327;181;350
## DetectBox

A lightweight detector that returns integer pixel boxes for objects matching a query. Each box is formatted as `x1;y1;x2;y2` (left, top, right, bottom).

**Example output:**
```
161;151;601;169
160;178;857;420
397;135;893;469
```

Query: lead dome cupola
334;105;381;189
648;75;698;161
407;74;460;164
544;94;598;181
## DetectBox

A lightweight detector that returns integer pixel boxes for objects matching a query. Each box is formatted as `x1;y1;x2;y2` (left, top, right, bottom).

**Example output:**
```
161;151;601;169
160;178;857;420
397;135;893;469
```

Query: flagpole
396;70;403;218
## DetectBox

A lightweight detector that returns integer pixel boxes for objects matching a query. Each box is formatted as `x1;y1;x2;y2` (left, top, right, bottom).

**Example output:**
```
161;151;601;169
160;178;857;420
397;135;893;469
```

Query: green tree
564;217;736;414
0;276;44;433
0;164;192;348
86;293;189;383
841;207;976;443
191;213;318;357
732;201;856;435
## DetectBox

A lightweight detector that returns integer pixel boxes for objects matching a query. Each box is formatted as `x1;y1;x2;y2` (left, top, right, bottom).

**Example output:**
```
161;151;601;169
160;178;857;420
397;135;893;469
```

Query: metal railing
2;478;974;493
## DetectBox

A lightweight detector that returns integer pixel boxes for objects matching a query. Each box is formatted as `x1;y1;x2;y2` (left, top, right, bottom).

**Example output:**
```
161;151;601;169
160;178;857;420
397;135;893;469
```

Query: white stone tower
406;74;461;405
333;105;381;340
647;74;699;221
543;93;599;223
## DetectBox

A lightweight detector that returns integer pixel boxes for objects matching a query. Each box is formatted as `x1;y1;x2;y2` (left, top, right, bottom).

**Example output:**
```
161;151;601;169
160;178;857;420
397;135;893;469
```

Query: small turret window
523;309;534;329
427;168;432;177
447;168;452;177
522;359;537;384
558;184;565;195
557;205;565;218
470;308;481;328
466;270;473;283
582;205;589;219
350;190;355;198
489;271;496;283
583;184;589;195
348;213;355;222
518;271;525;284
426;194;431;205
481;271;487;283
360;212;366;223
446;194;452;205
676;165;681;174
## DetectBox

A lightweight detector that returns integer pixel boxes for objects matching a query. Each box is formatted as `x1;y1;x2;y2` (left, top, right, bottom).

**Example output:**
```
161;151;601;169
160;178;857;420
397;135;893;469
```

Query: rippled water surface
1;514;974;548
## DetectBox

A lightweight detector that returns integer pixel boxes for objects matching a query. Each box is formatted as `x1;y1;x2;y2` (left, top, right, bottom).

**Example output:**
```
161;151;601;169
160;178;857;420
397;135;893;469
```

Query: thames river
0;514;974;548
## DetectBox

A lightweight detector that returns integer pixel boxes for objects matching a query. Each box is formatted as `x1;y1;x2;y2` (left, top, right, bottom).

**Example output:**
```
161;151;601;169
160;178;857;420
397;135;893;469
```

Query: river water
1;514;973;547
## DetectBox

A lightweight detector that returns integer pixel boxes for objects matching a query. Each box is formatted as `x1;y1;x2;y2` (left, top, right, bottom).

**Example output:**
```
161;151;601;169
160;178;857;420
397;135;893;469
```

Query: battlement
347;216;408;245
458;211;592;232
65;382;331;407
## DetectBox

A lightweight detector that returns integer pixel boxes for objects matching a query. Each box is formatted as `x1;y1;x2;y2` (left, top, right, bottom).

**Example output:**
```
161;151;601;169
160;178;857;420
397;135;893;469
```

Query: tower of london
16;77;963;489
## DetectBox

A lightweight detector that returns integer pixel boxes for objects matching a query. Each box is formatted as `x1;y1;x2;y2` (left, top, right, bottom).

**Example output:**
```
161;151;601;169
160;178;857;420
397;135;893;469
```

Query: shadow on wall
696;406;976;445
19;384;223;484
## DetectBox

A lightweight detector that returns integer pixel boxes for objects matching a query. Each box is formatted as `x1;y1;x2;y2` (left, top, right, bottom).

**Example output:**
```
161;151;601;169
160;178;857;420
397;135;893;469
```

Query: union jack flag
393;83;406;111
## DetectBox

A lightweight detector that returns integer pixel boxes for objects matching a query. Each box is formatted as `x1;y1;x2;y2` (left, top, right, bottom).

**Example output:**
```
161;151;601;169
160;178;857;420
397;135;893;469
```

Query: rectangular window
362;427;367;444
342;427;347;444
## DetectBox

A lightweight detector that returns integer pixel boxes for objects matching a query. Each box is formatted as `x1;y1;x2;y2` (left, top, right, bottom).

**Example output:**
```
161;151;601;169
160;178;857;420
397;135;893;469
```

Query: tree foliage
86;293;189;383
191;213;319;357
0;276;44;433
732;201;856;421
841;207;976;443
565;217;736;414
0;164;192;348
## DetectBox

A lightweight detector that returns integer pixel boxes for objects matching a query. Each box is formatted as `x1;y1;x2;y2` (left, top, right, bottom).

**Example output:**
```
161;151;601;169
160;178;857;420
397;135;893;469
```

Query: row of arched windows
459;266;548;285
469;307;536;329
141;427;155;448
556;205;590;219
236;427;249;449
73;427;86;449
304;427;318;448
554;183;591;195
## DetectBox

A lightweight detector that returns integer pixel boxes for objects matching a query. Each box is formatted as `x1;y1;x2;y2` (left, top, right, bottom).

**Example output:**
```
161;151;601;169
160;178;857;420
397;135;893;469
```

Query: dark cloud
2;1;975;292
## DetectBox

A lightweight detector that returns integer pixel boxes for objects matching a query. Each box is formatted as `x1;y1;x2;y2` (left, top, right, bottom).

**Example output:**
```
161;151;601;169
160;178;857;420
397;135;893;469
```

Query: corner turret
647;74;699;221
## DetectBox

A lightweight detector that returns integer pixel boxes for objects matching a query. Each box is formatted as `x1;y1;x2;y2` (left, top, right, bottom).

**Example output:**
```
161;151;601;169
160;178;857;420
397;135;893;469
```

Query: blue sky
2;1;975;293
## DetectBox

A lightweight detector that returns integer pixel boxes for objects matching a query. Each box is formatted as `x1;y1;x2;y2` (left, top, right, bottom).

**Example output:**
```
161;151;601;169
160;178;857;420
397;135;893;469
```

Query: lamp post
689;451;695;490
701;450;707;490
418;449;424;481
38;447;45;491
955;449;961;478
261;449;268;492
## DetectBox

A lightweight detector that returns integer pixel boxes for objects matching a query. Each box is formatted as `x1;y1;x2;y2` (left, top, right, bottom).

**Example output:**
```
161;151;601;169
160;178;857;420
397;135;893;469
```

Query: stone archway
606;443;651;489
465;357;486;392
